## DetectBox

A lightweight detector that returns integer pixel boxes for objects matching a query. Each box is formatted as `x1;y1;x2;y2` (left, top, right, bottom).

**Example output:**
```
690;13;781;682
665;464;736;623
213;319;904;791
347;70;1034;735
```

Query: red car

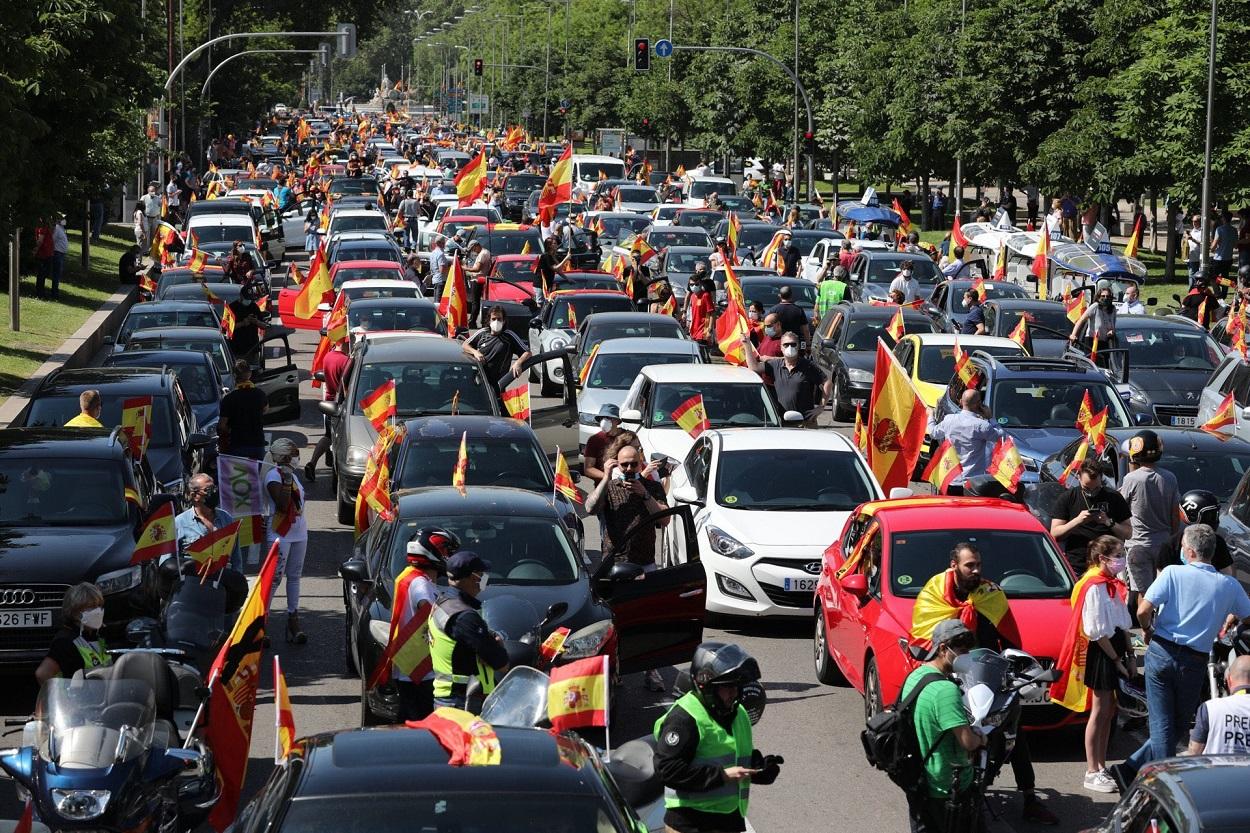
278;259;405;330
813;495;1080;728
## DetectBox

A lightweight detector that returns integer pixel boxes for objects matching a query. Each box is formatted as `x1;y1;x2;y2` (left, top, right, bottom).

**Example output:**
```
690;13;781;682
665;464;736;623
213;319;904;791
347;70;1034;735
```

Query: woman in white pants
266;438;309;644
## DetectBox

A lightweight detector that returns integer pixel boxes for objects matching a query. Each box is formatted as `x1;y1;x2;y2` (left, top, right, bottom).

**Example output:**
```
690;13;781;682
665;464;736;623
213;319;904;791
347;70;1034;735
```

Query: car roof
350;297;437;310
596;337;699;356
973;354;1105;379
1116;314;1206;331
126;300;216;313
664;245;715;254
858;495;1042;532
584;311;679;325
0;427;128;457
987;298;1064;310
713;427;858;454
1104;427;1250;453
740;275;810;286
901;334;1023;350
858;250;932;262
651;225;707;235
331;260;404;272
839;302;932;320
128;326;227;340
36;366;175;396
393;485;563;518
340;279;413;290
104;350;212;367
399;415;539;442
360;336;473;362
641;364;761;384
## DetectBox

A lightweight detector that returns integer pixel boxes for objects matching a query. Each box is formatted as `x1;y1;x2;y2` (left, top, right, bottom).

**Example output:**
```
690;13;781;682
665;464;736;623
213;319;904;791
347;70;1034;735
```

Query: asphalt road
0;262;1137;833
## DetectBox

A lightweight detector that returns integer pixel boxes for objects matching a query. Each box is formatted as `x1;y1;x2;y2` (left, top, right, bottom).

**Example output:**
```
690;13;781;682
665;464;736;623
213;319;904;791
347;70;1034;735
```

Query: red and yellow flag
294;243;332;320
970;276;987;301
921;439;963;494
361;378;397;431
912;567;1019;648
1201;391;1237;435
274;655;296;764
325;303;348;344
120;395;153;459
951;214;969;248
455;150;488;206
1198;296;1209;328
1051;567;1127;712
885;306;904;342
367;565;433;689
1064;288;1087;324
1085;406;1109;454
186;519;240;579
1031;229;1051;300
866;340;927;491
1059;440;1090;484
131;501;176;565
547;655;609;732
501;383;531;421
672;393;711;439
1007;314;1028;348
726;212;742;262
538;144;573;225
992;243;1007;280
221;304;236;339
853;408;868;455
405;707;501;766
1076;389;1095;433
538;627;572;663
236;514;267;549
630;235;658;266
579;342;601;386
188;248;209;273
452;430;469;495
987;436;1025;493
892;197;911;234
554;447;582;504
439;254;470;333
952;339;980;388
1123;215;1144;259
567;303;577;330
715;294;750;367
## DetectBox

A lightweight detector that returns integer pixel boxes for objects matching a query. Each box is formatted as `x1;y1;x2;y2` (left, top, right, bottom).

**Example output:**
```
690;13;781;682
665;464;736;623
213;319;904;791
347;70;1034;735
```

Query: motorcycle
1209;621;1250;698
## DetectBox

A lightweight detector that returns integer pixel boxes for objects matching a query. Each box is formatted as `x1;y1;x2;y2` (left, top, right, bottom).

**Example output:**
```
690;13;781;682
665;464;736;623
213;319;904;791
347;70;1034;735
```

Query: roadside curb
0;283;139;427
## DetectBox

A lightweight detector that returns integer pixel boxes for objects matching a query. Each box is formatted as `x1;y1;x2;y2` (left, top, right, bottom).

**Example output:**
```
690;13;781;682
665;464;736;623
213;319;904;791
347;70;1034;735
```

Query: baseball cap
923;619;973;661
446;550;491;579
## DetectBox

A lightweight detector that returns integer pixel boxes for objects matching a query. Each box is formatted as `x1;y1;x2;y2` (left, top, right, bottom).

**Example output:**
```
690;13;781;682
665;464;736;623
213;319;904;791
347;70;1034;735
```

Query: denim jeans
1123;638;1207;777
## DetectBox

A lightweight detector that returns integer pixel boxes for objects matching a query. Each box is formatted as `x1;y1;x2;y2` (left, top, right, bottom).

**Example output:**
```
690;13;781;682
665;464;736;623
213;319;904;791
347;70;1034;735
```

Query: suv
930;354;1138;482
847;250;943;303
0;428;172;664
18;367;211;494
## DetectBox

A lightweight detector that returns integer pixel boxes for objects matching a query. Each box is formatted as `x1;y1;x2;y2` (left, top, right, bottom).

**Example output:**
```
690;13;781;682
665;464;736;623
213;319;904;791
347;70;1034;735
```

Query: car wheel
328;458;338;491
832;374;853;422
345;615;359;677
863;656;883;720
360;676;382;727
814;606;846;686
337;481;355;526
539;364;560;398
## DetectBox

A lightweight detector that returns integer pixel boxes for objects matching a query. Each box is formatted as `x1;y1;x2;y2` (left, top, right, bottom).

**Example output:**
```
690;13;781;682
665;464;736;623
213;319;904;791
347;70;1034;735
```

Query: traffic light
804;130;816;155
336;22;357;59
635;38;650;71
473;58;483;77
641;117;651;135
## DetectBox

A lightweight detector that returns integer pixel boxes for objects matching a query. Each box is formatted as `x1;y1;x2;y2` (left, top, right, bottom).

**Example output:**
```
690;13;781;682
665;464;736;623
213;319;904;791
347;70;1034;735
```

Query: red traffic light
803;131;814;141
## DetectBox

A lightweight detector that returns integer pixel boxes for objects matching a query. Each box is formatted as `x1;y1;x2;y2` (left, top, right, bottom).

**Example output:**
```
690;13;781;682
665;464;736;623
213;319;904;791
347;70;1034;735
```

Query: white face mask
489;319;504;333
599;418;616;433
80;607;104;631
476;572;490;590
782;344;799;358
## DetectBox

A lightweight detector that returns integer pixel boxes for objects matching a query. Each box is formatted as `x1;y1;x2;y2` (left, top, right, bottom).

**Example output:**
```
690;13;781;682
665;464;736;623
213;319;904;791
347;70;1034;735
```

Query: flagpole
553;446;560;506
273;655;282;764
602;655;611;757
184;668;218;749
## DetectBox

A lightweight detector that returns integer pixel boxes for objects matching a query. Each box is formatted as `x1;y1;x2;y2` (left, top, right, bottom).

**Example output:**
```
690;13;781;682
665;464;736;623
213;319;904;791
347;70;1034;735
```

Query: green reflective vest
429;597;497;698
653;691;752;817
73;636;110;671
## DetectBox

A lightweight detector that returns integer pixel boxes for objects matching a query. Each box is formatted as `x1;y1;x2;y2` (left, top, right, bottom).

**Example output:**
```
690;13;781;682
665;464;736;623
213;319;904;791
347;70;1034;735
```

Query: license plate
1020;684;1050;705
0;609;52;628
1171;416;1196;427
783;577;818;592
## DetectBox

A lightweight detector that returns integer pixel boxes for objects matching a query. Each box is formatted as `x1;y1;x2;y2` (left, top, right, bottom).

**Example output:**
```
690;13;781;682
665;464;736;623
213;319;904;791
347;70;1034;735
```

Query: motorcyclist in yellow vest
429;551;509;711
35;582;112;685
388;527;458;721
654;642;782;833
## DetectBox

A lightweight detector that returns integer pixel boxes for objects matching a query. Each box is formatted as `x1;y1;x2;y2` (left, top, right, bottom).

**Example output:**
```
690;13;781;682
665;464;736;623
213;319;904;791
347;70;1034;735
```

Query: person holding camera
1049;458;1131;575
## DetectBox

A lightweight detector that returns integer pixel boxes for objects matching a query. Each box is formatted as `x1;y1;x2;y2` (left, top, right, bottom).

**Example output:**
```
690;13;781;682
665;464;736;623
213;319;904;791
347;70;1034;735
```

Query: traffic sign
655;39;673;58
560;98;570;109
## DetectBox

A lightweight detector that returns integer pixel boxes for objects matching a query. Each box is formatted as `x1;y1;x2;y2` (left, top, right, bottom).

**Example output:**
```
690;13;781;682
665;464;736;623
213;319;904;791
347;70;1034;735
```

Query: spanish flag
951;213;969;248
1051;567;1127;712
630;235;658;266
120;395;153;459
723;261;745;310
274;655;296;764
1007;314;1028;349
987;436;1024;493
853;407;868;456
1076;389;1094;433
885;306;904;342
186;519;240;578
726;212;742;262
452;430;469;495
325;303;348;344
992;243;1007;280
221;304;236;339
1031;229;1051;301
236;514;267;549
578;342;601;386
866;340;926;492
405;707;501;766
952;339;979;388
554;447;582;504
131;501;176;565
367;565;433;689
1122;215;1144;259
548;655;609;732
921;439;962;494
672;393;710;439
188;248;209;273
1085;406;1109;454
1064;288;1086;324
501;383;531;422
715;295;750;368
454;150;488;207
1201;391;1237;436
538;627;571;663
892;197;911;234
361;378;397;431
294;243;332;320
439;255;469;333
1059;440;1089;484
538;145;573;225
911;568;1019;649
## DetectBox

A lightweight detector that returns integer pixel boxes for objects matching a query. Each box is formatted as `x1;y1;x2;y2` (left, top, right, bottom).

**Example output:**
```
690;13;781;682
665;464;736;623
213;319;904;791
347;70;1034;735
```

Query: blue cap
597;404;620;419
446;550;491;579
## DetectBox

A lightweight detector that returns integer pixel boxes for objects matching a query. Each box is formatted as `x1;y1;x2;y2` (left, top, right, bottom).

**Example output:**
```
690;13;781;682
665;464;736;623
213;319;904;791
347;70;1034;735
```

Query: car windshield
598;216;651;239
353;361;494;417
0;458;129;525
587;352;694;390
650;231;711;248
344;286;419;304
389;516;579;586
843;316;929;352
889;530;1073;598
333;268;400;289
917;345;1023;384
577;161;626;182
666;251;713;273
1119;326;1221;370
650;383;777;428
866;258;941;286
275;795;618;833
992;307;1070;338
946;283;1025;308
329;178;378;196
505;176;545;195
335;246;401;264
787;234;831;256
617;187;658;204
121;309;217;340
1157;448;1250;499
167;363;216;404
397;436;551;491
992;380;1130;429
189;225;252;244
349;305;439;334
128;337;231;376
27;395;176;447
584;321;685;350
332;216;388;234
715;449;876;511
737;226;778;250
744;282;817;310
488;230;543;256
493;260;537;282
675;213;721;233
689;180;737;198
551;296;632;329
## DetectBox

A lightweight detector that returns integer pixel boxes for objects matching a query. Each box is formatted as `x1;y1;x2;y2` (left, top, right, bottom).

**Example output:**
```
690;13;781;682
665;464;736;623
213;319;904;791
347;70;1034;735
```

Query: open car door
497;349;577;428
256;326;301;423
595;504;706;675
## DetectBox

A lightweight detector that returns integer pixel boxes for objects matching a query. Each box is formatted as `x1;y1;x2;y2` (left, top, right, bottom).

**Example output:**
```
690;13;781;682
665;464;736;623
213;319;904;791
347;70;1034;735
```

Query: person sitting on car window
35;582;111;684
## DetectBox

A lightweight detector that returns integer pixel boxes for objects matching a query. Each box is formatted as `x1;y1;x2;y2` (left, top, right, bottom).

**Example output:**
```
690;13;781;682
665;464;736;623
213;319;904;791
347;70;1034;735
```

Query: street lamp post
953;0;967;229
1198;0;1218;273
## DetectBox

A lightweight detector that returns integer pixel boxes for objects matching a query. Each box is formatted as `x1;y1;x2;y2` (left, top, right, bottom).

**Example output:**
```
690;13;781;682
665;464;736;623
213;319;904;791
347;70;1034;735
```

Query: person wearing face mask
756;312;784;357
429;551;510;711
1050;536;1135;793
462;305;531;394
266;438;309;645
958;288;986;335
1117;283;1146;314
742;330;829;425
176;474;244;573
745;301;767;344
1069;284;1118;361
688;275;715;343
583;404;623;482
889;260;920;302
1050;458;1131;575
36;583;111;684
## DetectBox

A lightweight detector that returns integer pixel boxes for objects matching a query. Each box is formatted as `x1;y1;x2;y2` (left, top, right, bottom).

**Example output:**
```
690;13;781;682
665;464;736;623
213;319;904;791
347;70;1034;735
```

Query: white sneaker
1084;770;1116;793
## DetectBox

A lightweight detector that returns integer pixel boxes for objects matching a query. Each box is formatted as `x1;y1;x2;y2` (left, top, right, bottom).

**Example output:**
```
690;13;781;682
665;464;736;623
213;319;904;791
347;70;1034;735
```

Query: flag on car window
120;395;153;460
131;501;176;565
274;655;296;765
885;306;904;342
1201;391;1236;437
1085;407;1109;454
672;393;711;439
986;436;1024;493
1007;315;1028;349
554;447;582;504
1059;440;1090;485
548;655;609;732
578;342;601;387
361;378;397;431
452;430;469;496
502;383;531;422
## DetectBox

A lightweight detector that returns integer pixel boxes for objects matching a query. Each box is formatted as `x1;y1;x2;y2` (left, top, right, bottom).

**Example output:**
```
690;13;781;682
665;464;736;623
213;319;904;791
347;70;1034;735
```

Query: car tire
345;615;359;677
831;374;853;423
814;606;847;686
539;364;560;398
337;481;355;526
360;677;382;727
863;656;883;720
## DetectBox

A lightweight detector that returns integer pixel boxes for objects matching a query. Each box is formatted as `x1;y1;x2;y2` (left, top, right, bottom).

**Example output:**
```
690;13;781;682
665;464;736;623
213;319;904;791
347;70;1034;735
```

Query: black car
340;486;703;723
152;267;232;301
109;300;220;353
232;725;652;833
346;297;445;336
671;209;723;235
102;349;226;436
981;299;1072;358
924;279;1028;333
19;367;210;493
1081;755;1250;833
0;428;171;663
846;250;943;303
811;302;936;421
739;276;818;319
1116;315;1223;427
500;173;547;221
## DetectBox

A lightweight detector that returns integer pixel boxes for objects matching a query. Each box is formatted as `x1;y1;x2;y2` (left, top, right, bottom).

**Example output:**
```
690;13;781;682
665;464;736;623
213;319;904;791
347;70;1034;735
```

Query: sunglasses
617;461;639;469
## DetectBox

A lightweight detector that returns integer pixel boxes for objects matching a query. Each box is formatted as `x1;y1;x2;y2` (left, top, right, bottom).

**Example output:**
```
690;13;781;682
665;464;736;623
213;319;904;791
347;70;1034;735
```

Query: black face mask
199;488;220;509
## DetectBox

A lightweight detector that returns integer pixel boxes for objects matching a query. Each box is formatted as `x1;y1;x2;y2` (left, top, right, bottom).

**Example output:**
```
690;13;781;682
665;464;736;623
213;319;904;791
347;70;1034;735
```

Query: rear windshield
586;352;695;390
487;230;543;256
121;309;217;341
349;305;440;334
353;361;494;416
128;337;231;376
28;395;175;447
0;459;127;525
551;296;633;329
866;258;942;286
650;230;712;249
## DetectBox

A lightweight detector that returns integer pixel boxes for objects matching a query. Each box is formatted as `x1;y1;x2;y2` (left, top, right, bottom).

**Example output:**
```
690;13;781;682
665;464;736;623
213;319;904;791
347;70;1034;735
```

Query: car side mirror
671;484;703;506
529;317;542;329
1146;297;1158;307
188;432;213;449
839;572;868;598
822;338;837;348
313;370;326;383
609;561;645;582
1133;412;1155;426
318;401;341;417
619;408;643;425
338;558;370;584
782;410;804;425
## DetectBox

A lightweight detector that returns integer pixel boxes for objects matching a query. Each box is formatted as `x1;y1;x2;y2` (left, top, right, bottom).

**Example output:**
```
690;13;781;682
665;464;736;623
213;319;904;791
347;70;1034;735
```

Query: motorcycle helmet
1117;677;1148;719
1180;489;1220;527
690;642;761;719
1123;429;1163;465
1239;263;1250;285
405;526;459;572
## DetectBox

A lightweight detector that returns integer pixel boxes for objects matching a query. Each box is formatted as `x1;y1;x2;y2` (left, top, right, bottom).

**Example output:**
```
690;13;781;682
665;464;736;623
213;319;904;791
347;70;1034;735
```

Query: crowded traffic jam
3;102;1250;833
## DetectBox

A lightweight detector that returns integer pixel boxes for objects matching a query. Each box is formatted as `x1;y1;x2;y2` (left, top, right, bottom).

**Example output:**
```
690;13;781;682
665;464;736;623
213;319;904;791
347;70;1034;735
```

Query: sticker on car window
654;410;666;422
897;574;912;586
724;495;738;504
846;343;855;350
997;417;1008;424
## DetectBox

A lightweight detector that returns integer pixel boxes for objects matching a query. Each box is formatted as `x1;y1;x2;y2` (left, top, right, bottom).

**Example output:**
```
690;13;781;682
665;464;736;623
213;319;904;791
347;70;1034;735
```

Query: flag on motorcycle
405;707;502;766
120;395;153;459
274;655;296;764
548;655;609;732
1201;391;1237;436
921;439;962;494
501;383;531;422
367;565;434;689
186;519;240;578
361;378;397;431
1050;566;1127;712
986;436;1024;493
866;340;926;492
131;501;176;565
672;394;711;439
538;627;572;663
217;455;266;517
205;540;280;831
911;567;1020;650
554;447;582;504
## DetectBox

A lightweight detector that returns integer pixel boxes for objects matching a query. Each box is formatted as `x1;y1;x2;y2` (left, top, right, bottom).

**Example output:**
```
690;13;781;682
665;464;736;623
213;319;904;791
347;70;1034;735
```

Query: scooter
1209;621;1250;697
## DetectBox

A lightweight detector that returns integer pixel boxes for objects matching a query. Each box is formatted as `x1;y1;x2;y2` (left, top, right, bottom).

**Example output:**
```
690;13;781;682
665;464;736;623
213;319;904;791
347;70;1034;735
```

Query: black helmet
406;526;459;571
1180;489;1220;527
1124;429;1163;464
690;642;761;718
1239;263;1250;284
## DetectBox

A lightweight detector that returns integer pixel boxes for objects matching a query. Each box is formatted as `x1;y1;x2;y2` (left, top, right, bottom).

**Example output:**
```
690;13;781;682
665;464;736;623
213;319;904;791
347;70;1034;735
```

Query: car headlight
347;445;370;468
706;525;754;560
52;790;110;820
1123;385;1149;405
97;565;142;596
578;412;598;426
549;336;569;351
846;368;874;385
561;620;614;660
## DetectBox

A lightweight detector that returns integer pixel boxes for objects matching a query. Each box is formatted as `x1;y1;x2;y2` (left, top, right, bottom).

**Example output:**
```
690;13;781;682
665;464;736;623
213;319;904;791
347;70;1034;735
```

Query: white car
650;204;681;228
1198;354;1250;444
682;175;736;207
667;429;882;617
575;337;703;454
619;364;791;464
613;184;661;215
324;208;393;245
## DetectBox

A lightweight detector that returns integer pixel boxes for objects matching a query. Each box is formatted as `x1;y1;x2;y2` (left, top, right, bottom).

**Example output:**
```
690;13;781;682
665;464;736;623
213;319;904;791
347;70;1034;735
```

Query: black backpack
861;672;951;794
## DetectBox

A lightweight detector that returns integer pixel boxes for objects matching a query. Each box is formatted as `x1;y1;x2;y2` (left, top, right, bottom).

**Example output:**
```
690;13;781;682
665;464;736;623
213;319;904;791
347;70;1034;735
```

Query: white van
683;175;737;206
571;154;627;197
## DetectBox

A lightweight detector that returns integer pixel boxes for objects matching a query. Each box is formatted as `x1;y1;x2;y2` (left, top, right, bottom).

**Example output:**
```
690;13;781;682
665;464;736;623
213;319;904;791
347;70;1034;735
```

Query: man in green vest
654;642;782;833
428;551;509;711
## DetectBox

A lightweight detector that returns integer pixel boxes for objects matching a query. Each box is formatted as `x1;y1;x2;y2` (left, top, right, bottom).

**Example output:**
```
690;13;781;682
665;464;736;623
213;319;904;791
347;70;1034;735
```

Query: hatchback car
102;349;225;436
847;250;944;304
573;312;690;380
892;333;1026;409
347;297;444;336
924;279;1029;333
110;300;220;353
981;299;1073;358
527;290;634;396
